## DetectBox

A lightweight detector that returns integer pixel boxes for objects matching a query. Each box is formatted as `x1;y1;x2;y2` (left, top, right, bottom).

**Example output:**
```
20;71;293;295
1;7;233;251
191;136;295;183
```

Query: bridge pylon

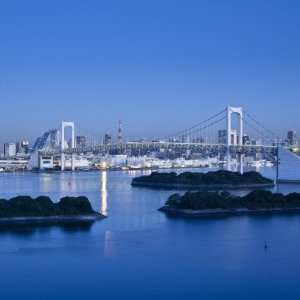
226;106;244;172
61;121;75;171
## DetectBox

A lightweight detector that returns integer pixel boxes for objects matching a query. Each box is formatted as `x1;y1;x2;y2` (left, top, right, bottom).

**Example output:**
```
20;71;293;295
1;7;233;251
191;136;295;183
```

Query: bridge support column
239;153;244;174
61;153;65;171
71;154;75;171
226;152;232;171
61;121;75;171
226;106;244;172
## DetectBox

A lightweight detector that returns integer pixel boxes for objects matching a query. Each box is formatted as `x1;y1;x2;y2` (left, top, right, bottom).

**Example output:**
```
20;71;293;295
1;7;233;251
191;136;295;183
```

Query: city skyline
2;3;300;299
1;0;300;142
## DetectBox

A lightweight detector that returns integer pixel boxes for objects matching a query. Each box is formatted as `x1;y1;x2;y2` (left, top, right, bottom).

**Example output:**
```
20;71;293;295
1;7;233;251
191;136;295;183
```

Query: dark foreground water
1;169;300;299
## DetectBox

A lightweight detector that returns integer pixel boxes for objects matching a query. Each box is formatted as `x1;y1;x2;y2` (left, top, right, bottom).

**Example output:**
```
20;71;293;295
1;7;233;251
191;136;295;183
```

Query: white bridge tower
61;121;75;171
226;106;244;172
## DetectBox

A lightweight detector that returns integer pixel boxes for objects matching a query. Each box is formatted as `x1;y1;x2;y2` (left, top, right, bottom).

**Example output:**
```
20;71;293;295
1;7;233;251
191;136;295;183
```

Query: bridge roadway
39;142;278;156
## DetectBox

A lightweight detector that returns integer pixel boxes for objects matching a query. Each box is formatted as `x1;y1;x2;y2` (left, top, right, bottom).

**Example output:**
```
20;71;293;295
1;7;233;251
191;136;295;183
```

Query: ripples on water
1;167;300;299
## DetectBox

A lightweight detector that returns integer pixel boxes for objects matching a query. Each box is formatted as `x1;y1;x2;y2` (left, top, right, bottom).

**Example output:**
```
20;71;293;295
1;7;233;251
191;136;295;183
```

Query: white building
4;143;17;157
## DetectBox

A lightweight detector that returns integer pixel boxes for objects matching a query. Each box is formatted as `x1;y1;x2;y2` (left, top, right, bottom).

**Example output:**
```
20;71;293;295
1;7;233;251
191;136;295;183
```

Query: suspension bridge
31;106;300;182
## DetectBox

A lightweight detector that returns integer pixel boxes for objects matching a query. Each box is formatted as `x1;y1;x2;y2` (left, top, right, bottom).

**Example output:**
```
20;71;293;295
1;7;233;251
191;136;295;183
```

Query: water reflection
60;172;78;192
104;230;115;257
0;221;95;236
101;171;108;216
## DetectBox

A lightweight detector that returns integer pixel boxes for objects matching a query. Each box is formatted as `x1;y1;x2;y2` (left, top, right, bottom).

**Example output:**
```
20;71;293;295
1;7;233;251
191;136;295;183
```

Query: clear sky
1;0;299;143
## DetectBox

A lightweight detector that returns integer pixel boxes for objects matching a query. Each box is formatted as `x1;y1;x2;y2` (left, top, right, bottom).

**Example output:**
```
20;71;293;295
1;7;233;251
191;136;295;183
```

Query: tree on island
165;190;300;211
0;196;98;218
132;170;273;186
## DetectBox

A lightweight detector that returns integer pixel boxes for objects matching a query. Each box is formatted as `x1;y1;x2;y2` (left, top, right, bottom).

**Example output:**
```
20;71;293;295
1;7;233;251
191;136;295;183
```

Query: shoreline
0;165;213;174
0;214;106;224
132;181;275;190
159;206;300;218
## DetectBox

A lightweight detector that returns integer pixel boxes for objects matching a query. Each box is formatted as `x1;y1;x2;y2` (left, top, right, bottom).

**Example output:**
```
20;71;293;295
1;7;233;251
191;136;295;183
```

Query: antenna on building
118;120;123;144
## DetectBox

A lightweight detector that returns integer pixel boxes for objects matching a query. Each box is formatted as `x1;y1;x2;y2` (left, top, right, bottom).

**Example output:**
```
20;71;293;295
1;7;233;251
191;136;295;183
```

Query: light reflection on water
101;171;108;216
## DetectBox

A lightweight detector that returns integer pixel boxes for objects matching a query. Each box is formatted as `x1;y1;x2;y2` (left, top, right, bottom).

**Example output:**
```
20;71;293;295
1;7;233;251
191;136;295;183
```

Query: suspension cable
165;108;227;140
244;110;278;138
243;118;275;144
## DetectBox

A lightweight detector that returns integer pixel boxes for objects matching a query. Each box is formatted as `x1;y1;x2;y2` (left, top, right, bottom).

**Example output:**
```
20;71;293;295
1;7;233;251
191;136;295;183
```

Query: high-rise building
103;134;112;145
218;130;227;144
287;130;297;146
218;129;239;145
4;143;17;157
76;136;87;148
242;135;250;145
118;120;123;144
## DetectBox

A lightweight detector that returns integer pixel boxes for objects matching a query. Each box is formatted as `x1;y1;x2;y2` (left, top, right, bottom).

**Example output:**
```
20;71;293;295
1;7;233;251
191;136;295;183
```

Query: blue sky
0;0;299;142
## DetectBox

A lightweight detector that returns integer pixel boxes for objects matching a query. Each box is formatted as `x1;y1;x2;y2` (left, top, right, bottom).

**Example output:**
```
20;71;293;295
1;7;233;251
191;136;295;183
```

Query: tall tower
118;120;123;144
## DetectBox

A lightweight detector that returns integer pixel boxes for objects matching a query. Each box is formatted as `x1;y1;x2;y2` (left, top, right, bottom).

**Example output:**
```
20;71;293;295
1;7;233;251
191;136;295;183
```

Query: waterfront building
0;158;28;170
39;156;54;170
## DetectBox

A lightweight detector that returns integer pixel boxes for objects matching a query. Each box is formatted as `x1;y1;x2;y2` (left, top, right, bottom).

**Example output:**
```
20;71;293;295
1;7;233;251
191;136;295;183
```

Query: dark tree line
166;190;300;210
0;196;96;218
133;170;273;185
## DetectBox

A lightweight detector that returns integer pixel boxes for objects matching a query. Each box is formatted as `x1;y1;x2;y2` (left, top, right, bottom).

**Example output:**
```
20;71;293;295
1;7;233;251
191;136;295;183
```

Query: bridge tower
61;121;75;171
226;106;243;172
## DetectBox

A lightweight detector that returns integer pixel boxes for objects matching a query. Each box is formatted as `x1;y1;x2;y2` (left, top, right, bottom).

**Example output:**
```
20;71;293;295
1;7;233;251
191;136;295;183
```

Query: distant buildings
192;137;204;144
217;129;239;145
4;143;16;157
242;135;250;145
76;136;87;148
287;130;297;146
218;129;253;146
218;130;227;144
118;120;123;144
103;134;112;145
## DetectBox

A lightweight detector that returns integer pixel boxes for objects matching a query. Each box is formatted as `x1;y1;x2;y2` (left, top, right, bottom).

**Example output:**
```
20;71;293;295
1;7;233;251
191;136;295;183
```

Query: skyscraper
242;134;250;145
76;136;87;148
218;129;239;145
287;130;297;146
4;143;17;157
218;130;227;144
118;120;123;144
103;134;112;145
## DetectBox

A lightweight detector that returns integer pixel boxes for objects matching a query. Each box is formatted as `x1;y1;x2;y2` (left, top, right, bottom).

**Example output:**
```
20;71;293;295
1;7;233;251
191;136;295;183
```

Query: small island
159;190;300;217
132;170;274;190
0;195;105;224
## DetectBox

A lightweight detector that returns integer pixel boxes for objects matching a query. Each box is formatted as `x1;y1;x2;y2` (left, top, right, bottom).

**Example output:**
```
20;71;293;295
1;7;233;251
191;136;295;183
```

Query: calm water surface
1;169;300;300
